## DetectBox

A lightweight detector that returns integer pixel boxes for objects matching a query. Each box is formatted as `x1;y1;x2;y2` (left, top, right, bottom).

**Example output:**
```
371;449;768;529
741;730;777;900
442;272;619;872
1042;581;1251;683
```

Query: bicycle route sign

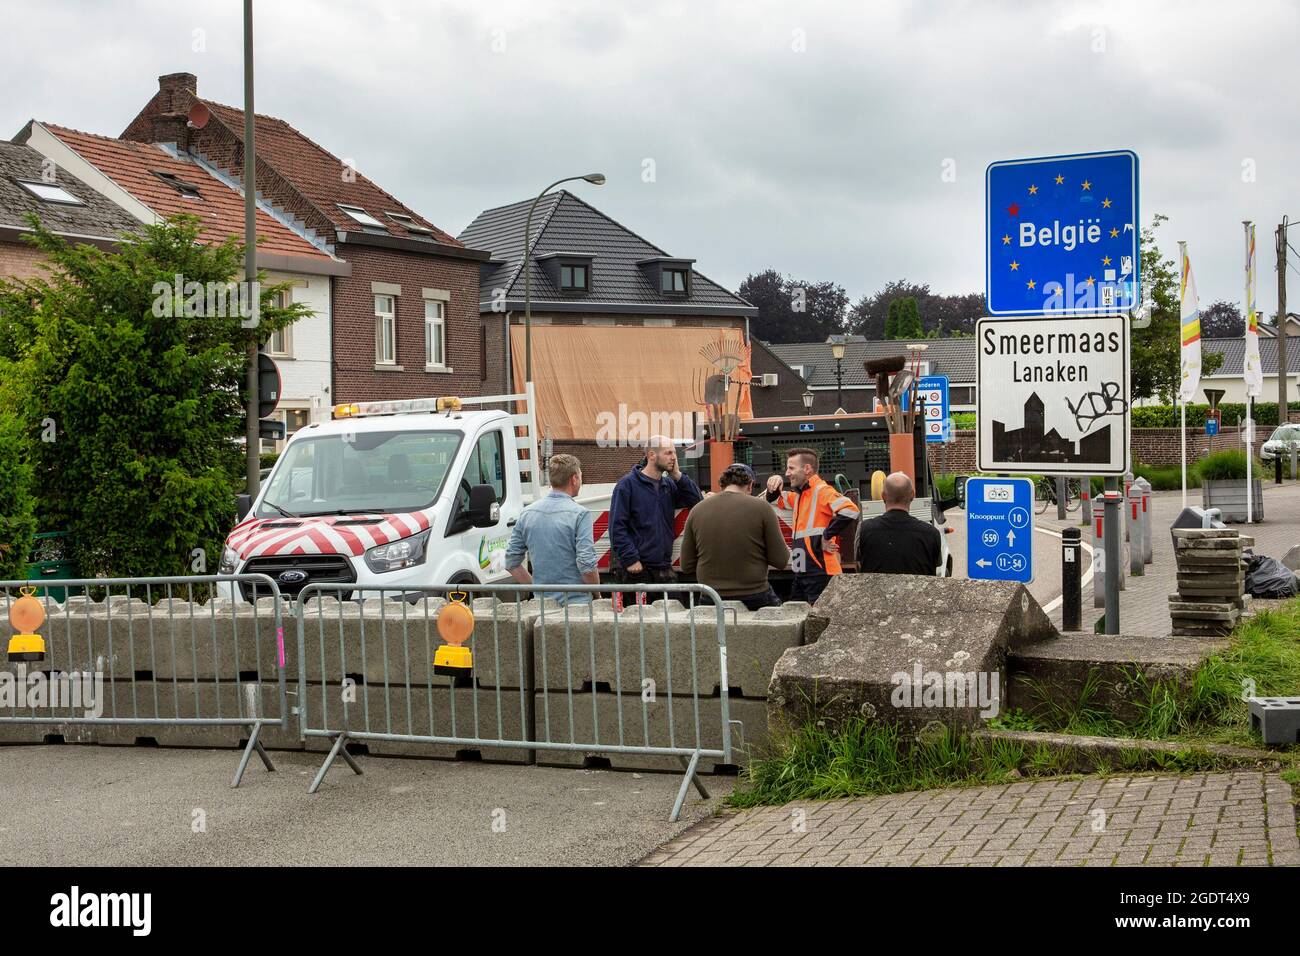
966;477;1034;584
976;315;1130;476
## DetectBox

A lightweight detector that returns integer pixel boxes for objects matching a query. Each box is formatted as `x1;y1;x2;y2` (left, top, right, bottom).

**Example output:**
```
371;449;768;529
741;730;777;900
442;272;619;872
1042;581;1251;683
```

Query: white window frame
375;294;396;365
424;298;447;370
340;204;386;229
17;180;84;205
267;289;293;358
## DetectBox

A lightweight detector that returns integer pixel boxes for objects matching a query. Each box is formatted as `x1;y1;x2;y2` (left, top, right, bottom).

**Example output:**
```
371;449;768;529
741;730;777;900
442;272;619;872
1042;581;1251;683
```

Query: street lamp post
523;173;605;383
830;335;846;411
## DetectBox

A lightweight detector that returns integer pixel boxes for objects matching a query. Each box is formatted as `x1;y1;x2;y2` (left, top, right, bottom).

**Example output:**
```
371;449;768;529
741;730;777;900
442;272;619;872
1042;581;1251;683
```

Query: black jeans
699;586;781;611
612;565;678;606
789;572;832;605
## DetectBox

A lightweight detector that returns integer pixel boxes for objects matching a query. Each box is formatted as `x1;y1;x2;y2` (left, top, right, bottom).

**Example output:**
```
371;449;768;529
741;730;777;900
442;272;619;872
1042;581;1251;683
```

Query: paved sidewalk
1029;486;1300;634
640;772;1300;867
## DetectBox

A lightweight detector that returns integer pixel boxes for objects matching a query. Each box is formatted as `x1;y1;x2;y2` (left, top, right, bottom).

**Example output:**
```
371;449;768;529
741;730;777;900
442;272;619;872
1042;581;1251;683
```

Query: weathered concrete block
1247;697;1300;745
768;574;1057;734
532;603;807;698
1007;634;1225;723
533;691;767;773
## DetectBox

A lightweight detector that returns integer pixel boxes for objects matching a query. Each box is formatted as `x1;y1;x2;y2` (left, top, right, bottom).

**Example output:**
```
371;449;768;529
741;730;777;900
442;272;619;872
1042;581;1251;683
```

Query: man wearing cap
680;463;789;611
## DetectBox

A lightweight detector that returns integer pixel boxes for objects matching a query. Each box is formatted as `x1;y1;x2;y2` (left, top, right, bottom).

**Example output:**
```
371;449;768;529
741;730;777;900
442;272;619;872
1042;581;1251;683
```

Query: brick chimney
149;73;198;149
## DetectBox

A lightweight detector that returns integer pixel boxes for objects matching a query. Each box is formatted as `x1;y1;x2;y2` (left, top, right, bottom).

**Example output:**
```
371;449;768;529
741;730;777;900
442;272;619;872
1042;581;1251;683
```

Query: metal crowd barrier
295;582;733;821
0;574;287;786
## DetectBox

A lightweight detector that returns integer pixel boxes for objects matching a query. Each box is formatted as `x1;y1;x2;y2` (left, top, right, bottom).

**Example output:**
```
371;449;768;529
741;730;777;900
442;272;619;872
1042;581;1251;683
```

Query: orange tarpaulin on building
509;325;752;441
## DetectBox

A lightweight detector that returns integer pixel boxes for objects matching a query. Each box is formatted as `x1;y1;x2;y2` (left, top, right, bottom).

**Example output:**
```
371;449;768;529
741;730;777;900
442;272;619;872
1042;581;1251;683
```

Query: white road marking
1034;526;1095;614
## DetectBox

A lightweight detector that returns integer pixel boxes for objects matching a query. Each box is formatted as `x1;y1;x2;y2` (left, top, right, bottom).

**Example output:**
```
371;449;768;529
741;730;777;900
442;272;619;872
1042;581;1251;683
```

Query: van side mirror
236;493;253;520
467;484;500;527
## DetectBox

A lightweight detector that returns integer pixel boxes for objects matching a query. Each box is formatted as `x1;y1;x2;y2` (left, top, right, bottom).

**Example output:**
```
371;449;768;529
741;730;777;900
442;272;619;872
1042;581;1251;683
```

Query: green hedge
0;368;36;579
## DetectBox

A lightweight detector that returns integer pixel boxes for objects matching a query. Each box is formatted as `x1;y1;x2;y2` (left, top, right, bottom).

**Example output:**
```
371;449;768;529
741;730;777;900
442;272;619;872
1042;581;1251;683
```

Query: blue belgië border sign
986;150;1139;317
966;477;1034;583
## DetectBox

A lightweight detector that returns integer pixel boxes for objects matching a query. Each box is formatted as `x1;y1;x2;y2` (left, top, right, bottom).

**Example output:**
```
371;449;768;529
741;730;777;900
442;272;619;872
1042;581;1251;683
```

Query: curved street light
523;173;606;383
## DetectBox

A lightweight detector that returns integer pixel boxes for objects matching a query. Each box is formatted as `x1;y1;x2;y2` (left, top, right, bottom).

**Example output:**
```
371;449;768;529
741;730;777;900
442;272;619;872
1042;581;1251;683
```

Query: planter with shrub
1198;450;1263;522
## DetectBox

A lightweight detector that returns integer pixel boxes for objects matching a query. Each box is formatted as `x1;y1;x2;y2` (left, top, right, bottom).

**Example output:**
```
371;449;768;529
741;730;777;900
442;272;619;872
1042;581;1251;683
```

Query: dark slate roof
457;190;755;315
0;140;140;239
772;337;977;387
1203;336;1298;376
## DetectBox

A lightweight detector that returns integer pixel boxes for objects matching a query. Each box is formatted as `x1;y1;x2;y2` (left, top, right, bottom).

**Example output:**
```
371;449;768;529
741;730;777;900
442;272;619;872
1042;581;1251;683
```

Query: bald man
855;472;942;575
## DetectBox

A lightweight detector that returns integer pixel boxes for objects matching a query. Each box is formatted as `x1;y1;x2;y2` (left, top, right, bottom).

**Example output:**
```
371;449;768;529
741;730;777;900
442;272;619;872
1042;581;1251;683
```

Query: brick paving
640;772;1300;867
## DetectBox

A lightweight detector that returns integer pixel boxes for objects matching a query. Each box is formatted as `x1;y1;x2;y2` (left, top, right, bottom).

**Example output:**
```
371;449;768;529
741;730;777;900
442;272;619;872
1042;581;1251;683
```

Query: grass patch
727;599;1300;809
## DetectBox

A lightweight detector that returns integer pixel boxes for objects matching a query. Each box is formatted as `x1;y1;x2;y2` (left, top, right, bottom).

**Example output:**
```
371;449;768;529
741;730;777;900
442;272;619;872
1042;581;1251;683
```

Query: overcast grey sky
2;0;1296;312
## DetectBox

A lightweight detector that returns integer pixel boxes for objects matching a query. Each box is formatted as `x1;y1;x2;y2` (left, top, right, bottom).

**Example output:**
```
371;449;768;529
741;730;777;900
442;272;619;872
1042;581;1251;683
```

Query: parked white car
1260;424;1300;462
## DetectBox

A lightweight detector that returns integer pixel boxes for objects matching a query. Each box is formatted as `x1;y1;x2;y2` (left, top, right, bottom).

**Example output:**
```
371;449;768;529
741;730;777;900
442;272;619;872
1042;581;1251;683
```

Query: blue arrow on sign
966;477;1034;583
986;150;1139;317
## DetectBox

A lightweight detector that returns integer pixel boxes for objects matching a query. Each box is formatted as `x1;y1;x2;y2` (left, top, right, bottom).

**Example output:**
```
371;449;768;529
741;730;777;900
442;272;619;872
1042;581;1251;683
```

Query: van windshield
258;430;462;518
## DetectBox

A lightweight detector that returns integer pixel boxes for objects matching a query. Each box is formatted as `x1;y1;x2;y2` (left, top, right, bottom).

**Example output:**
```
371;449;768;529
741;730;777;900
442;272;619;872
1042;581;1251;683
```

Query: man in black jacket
856;472;942;576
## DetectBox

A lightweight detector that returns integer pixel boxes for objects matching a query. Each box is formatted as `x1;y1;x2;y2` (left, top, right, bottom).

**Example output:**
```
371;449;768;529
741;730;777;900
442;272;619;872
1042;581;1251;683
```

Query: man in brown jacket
680;463;790;610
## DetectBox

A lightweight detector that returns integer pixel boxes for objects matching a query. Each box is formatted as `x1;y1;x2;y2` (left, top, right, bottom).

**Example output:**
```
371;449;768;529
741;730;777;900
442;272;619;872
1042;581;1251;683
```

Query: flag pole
1180;397;1187;508
1244;220;1254;524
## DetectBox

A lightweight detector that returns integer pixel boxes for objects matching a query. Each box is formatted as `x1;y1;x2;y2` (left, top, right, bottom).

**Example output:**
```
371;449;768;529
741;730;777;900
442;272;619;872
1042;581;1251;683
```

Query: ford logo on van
278;570;308;585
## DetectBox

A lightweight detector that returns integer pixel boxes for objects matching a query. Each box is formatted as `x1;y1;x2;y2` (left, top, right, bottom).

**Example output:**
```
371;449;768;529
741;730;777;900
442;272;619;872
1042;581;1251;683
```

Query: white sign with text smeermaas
976;316;1130;476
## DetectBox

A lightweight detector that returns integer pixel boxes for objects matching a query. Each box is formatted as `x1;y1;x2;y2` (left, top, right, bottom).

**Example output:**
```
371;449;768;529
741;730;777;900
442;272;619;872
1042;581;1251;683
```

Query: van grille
242;554;356;601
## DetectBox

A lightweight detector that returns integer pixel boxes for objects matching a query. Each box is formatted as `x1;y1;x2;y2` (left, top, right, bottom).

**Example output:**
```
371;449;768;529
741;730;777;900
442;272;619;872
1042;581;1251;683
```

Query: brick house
457;190;757;480
17;119;346;449
0;139;138;281
119;73;490;406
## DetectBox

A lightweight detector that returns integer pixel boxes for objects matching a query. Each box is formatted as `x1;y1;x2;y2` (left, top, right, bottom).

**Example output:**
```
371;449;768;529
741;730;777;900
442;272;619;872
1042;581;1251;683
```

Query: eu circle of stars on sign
985;151;1139;317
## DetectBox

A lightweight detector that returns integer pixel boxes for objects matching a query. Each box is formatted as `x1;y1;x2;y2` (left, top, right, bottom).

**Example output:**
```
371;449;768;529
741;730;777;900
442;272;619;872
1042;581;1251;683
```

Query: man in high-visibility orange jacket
764;447;860;605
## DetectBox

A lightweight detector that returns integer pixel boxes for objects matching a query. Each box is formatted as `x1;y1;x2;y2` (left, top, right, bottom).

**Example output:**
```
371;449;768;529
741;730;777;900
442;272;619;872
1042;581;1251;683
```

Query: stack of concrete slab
1168;529;1249;637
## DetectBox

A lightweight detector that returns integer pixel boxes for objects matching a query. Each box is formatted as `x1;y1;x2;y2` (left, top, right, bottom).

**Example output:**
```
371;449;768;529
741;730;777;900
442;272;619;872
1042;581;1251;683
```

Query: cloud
1;0;1295;310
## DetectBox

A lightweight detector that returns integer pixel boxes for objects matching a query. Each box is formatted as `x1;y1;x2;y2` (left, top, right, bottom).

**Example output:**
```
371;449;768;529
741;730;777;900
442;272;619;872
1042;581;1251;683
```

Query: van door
447;427;519;580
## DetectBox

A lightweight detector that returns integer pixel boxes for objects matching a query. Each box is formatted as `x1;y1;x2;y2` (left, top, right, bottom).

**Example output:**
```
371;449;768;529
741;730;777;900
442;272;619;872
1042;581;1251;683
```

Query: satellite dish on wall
187;102;211;130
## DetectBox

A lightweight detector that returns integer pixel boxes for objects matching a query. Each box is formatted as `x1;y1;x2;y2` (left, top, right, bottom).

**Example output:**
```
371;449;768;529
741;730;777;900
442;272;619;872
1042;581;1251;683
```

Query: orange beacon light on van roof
8;586;46;662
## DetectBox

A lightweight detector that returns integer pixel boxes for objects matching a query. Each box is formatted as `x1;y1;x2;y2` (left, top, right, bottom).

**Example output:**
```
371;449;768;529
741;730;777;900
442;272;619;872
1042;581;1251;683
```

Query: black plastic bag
1245;553;1300;599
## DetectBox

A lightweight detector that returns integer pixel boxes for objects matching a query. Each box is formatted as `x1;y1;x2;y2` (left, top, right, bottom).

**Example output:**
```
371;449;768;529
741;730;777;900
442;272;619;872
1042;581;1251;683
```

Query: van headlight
365;529;431;573
219;546;240;575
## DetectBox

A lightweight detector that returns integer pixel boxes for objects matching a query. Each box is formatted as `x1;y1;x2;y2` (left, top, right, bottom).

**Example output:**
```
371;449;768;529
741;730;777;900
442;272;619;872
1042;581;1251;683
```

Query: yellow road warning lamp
433;590;474;677
7;586;46;663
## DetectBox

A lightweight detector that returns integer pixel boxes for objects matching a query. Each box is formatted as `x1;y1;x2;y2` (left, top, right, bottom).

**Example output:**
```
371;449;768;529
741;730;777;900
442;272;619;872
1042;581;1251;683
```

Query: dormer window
536;253;595;295
560;263;588;291
152;171;202;199
661;268;688;294
338;204;386;230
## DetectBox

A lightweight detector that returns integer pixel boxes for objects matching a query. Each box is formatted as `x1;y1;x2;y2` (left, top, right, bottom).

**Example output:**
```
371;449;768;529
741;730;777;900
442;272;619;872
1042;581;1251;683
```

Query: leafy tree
0;215;308;578
888;297;923;339
848;280;982;339
0;361;36;579
739;269;849;343
1200;300;1243;339
1130;214;1224;403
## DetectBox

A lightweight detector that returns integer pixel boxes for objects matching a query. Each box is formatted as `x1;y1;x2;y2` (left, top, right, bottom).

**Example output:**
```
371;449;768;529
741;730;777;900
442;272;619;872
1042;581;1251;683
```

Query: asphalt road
0;744;728;866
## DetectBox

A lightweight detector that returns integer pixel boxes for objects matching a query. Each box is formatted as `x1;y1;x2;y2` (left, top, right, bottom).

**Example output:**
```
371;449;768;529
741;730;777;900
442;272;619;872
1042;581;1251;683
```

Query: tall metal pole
1278;217;1289;426
835;358;843;410
243;0;260;495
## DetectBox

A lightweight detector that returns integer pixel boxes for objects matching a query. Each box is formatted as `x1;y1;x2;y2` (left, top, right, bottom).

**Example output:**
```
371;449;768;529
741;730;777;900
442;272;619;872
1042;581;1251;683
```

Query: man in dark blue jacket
609;435;703;594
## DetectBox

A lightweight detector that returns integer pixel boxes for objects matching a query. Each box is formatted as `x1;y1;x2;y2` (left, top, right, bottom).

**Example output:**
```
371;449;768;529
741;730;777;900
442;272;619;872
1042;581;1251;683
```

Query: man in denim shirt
505;454;599;605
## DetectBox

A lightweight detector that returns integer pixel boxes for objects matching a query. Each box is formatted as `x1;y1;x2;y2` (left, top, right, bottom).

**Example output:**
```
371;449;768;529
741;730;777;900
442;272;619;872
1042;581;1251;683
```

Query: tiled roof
1203;336;1298;376
43;124;332;261
198;100;460;246
457;190;755;314
772;336;977;387
0;140;140;239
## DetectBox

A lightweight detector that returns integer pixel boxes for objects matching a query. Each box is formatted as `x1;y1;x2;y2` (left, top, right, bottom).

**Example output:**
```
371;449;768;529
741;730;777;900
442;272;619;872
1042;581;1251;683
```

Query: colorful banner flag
1243;222;1263;398
1178;242;1201;403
